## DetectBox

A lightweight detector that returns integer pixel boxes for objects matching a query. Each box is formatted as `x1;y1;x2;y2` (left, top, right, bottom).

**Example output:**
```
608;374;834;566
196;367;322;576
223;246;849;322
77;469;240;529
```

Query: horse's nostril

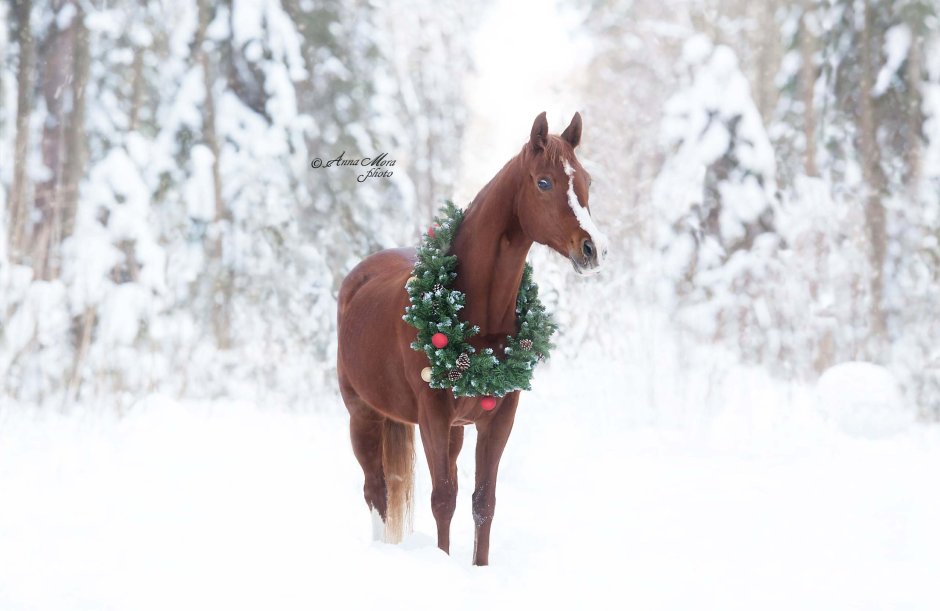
582;239;595;260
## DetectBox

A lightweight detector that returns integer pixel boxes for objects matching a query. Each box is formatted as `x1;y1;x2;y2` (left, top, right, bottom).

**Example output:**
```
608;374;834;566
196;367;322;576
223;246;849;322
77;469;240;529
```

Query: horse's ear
561;112;582;149
529;111;549;153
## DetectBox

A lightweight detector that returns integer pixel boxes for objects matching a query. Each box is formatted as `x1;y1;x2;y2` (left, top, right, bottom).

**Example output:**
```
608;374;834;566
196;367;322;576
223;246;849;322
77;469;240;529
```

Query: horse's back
337;247;415;317
337;247;419;421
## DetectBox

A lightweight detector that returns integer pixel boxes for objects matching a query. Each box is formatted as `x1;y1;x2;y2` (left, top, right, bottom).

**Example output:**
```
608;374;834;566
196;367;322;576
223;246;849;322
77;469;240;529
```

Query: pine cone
448;370;462;382
456;353;470;370
520;339;533;351
433;283;444;293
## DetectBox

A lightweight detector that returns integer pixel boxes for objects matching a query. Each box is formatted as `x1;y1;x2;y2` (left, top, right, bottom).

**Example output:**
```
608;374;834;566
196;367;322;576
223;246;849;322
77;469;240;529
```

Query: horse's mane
473;136;571;209
543;135;575;166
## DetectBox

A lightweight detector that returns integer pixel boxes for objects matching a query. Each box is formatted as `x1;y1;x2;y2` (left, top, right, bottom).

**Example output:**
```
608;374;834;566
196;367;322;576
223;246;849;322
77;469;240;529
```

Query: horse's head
515;111;608;275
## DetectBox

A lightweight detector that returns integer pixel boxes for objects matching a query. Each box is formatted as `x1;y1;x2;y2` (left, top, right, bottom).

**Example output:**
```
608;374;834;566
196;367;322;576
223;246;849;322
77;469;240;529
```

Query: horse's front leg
417;399;461;553
472;392;519;566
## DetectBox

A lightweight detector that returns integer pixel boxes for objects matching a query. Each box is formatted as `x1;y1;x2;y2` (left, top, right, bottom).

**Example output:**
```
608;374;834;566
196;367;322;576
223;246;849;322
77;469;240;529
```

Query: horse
336;111;608;565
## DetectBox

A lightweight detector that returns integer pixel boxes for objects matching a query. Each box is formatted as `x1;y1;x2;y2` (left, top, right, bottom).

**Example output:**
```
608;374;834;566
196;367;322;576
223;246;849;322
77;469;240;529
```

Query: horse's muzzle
570;238;606;275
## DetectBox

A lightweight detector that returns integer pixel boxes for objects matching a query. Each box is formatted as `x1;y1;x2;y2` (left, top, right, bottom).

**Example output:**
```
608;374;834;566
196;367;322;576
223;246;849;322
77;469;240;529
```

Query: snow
0;3;7;61
2;360;939;610
56;3;76;30
59;213;122;313
231;0;264;46
184;144;218;222
681;33;713;65
1;281;68;360
923;73;940;181
818;362;914;439
874;24;912;97
657;40;777;227
128;22;153;48
96;283;149;346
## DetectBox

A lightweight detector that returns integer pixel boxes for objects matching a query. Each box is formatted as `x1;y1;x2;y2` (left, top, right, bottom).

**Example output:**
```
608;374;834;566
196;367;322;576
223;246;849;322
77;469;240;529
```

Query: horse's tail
382;419;415;543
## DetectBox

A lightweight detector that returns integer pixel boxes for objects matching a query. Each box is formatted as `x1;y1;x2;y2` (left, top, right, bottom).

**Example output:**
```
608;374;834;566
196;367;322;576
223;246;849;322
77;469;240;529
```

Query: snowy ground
2;360;940;611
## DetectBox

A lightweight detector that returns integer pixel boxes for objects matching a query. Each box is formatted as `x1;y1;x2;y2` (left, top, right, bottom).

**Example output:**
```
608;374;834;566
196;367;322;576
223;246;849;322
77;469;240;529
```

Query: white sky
453;0;593;204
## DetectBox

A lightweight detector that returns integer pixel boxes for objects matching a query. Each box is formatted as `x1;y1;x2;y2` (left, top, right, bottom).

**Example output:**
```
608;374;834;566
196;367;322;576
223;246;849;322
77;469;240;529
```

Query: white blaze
563;160;608;269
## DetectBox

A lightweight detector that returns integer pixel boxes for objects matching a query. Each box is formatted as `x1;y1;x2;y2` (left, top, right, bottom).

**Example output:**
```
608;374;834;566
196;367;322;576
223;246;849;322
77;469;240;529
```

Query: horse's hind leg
344;392;388;541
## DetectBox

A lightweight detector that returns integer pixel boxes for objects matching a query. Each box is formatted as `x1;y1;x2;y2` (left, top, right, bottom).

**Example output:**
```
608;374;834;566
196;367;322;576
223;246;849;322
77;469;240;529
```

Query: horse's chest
449;396;488;425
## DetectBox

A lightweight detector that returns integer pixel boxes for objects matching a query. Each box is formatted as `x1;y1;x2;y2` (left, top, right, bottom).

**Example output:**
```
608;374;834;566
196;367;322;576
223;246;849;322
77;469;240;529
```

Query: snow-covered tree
0;0;478;407
653;36;779;362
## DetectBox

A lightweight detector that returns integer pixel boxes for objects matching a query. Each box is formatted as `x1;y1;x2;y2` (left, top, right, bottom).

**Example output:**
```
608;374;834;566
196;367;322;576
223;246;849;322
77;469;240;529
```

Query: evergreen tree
653;37;779;363
0;0;477;406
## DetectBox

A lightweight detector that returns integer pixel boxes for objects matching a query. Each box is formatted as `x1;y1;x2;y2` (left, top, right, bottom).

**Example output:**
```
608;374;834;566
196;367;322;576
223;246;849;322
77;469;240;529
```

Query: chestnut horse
336;112;607;565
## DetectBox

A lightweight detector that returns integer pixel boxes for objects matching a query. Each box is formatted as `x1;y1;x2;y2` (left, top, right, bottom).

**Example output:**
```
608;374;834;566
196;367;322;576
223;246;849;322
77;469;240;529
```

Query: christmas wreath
402;201;556;405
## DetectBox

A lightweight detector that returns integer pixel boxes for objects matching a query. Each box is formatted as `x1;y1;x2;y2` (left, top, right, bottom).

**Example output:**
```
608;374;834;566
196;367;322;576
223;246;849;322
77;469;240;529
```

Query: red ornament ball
431;333;448;349
428;224;439;237
480;396;497;411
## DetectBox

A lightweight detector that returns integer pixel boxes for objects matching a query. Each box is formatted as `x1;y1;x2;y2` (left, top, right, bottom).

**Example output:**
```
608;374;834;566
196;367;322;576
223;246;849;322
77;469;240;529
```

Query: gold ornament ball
420;367;433;383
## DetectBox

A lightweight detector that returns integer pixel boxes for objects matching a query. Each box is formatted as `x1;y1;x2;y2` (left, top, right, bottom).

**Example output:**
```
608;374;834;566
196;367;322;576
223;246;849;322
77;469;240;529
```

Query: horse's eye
537;178;552;191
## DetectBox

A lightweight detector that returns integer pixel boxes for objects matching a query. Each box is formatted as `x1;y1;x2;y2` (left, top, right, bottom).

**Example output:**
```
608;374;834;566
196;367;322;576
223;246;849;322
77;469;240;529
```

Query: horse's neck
451;156;532;337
